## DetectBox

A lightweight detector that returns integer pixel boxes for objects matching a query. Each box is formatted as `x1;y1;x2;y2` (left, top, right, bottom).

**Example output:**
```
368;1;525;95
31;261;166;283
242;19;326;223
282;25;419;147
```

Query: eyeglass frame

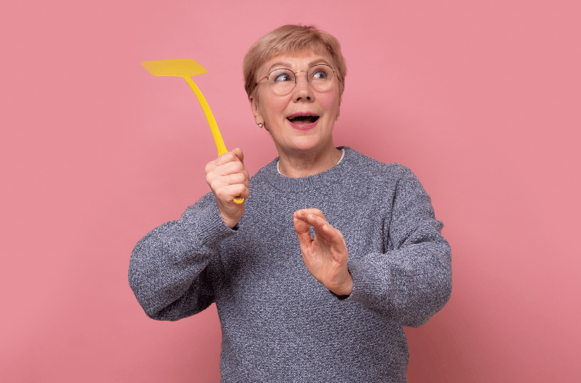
255;64;337;95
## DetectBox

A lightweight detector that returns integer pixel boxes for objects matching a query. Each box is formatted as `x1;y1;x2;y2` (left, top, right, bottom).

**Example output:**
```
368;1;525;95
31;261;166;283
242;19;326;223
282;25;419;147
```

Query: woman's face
250;50;341;156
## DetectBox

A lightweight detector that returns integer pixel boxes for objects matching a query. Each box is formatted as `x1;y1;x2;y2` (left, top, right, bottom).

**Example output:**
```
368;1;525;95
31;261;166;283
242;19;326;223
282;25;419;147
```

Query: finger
207;175;249;198
204;160;217;175
296;212;328;231
231;147;244;164
294;213;323;237
223;172;248;186
293;216;313;246
293;215;311;235
294;208;326;220
313;221;334;242
205;157;230;176
293;211;324;227
214;149;243;167
217;184;249;203
217;171;249;190
322;226;347;262
216;161;246;176
239;184;250;199
324;224;344;247
239;186;250;200
294;214;329;244
309;215;343;245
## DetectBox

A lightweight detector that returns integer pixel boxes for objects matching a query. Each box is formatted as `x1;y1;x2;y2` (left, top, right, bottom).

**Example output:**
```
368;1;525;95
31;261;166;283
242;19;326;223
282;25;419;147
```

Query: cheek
263;97;290;121
270;97;289;111
318;91;340;113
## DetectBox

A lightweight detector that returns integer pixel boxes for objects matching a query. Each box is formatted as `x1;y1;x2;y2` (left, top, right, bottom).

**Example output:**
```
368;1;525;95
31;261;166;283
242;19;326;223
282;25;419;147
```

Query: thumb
232;147;244;164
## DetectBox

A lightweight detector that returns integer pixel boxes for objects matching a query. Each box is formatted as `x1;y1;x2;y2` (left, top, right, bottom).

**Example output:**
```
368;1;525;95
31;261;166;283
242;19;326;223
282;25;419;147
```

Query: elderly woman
129;25;452;382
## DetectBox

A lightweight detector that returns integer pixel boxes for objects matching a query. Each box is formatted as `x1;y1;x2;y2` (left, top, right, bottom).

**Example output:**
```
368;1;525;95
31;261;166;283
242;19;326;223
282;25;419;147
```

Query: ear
249;96;263;125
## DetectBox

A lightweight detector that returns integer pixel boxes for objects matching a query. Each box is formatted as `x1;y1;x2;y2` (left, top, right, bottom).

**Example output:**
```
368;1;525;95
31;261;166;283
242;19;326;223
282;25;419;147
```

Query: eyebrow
267;58;331;73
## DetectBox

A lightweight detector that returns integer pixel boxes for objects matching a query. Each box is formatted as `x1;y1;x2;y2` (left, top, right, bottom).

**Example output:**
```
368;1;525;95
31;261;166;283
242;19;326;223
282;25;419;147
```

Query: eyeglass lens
268;65;334;96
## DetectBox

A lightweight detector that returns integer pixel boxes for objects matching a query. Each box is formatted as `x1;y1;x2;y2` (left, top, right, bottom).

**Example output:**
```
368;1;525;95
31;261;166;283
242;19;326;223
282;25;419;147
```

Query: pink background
2;0;580;382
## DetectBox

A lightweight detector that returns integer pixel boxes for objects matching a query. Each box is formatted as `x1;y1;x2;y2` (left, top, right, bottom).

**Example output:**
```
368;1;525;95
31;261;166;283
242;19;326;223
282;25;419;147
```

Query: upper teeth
290;115;316;121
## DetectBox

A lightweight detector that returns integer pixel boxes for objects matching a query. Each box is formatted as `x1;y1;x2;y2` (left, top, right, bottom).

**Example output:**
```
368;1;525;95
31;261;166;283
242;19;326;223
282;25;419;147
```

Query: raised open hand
293;208;353;296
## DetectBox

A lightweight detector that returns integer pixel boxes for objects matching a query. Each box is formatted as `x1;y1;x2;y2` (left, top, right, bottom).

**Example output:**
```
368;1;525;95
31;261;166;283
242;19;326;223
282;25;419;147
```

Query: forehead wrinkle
307;58;331;67
267;61;293;72
267;57;332;74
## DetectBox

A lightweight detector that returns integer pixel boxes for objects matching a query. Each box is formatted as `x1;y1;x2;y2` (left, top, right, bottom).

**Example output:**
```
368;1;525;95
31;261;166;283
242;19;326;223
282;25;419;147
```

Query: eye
271;69;293;82
310;67;330;80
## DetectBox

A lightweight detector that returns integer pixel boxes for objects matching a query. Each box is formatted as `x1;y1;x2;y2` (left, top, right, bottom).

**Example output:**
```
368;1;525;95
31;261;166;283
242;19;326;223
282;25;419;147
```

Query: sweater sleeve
346;166;452;328
128;192;236;321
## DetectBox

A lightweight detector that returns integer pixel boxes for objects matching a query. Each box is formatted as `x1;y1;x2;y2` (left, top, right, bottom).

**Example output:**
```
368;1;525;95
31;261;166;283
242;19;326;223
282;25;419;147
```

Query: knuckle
210;178;223;190
232;161;243;171
216;190;228;201
206;172;220;186
223;162;236;175
227;174;239;184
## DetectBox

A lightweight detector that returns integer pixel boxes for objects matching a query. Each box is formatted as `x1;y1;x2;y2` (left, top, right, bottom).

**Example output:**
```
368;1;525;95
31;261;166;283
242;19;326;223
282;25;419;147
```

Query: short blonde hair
243;25;347;99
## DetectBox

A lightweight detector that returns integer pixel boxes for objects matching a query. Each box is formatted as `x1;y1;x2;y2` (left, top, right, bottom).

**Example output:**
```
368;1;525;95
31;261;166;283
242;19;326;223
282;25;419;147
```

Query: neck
277;142;343;178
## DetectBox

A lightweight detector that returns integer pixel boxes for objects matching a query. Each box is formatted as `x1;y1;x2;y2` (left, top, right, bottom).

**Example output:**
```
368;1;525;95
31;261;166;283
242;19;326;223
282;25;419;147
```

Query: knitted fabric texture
129;146;452;383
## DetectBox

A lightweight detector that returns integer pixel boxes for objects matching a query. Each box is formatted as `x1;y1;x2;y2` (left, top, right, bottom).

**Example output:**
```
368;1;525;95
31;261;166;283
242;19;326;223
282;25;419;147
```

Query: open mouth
287;114;320;124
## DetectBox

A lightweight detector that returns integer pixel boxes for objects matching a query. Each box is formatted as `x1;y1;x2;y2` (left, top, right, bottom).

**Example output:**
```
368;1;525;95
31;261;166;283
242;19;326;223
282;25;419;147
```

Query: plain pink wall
1;0;580;382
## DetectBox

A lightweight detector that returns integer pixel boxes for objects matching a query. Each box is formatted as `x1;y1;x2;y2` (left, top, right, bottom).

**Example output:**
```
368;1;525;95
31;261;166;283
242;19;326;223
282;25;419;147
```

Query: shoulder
342;147;416;186
341;148;432;213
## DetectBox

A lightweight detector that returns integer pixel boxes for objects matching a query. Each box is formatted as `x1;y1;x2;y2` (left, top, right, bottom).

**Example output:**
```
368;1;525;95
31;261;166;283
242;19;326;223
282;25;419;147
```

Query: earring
258;123;263;129
336;115;340;121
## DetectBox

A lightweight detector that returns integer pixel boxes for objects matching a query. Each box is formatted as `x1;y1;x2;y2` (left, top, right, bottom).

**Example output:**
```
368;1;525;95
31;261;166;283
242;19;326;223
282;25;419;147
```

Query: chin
286;136;327;153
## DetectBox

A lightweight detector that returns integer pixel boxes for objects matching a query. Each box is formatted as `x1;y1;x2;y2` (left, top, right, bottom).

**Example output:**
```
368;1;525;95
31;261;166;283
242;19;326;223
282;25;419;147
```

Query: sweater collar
261;146;355;193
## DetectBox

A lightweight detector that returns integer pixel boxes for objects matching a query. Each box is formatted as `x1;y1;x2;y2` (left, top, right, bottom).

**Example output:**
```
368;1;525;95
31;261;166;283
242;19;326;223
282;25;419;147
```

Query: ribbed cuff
341;257;392;305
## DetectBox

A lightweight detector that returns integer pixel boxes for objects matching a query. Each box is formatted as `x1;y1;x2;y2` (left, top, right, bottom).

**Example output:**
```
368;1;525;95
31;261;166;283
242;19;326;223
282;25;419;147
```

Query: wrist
330;272;353;296
220;212;239;229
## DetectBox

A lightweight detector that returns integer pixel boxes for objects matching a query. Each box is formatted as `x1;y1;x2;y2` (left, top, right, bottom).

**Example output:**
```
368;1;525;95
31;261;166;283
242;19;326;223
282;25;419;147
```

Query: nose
292;74;314;102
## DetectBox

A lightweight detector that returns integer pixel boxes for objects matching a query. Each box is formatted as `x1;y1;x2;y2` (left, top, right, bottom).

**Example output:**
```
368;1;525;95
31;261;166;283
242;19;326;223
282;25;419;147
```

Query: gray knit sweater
129;146;452;382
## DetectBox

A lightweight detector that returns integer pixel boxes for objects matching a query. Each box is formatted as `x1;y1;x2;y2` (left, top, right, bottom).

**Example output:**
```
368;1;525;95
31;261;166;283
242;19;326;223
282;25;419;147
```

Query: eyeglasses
255;64;336;96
